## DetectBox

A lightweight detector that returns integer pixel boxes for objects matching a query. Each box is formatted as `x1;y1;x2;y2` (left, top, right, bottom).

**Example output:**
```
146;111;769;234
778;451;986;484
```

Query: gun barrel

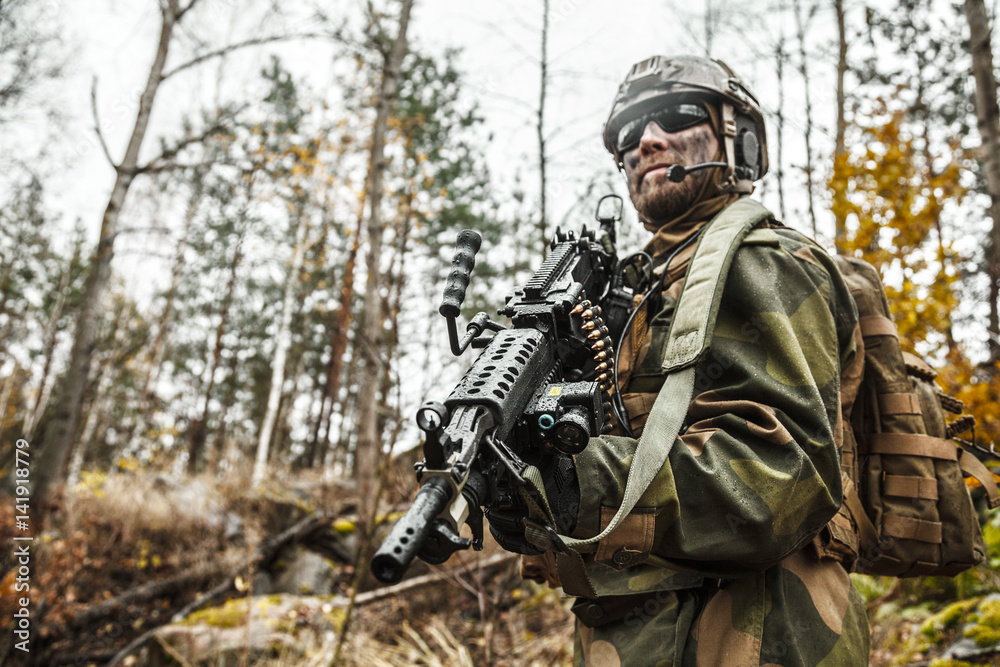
370;476;452;584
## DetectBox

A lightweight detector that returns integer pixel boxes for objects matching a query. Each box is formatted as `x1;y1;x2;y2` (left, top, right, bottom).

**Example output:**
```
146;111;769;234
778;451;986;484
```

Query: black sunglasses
613;103;709;155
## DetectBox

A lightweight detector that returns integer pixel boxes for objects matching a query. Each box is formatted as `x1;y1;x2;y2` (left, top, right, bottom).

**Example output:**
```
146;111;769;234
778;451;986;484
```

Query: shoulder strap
661;197;774;372
525;198;774;562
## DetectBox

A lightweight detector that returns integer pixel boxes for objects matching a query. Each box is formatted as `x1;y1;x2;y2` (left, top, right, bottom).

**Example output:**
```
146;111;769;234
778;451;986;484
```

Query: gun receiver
371;196;624;584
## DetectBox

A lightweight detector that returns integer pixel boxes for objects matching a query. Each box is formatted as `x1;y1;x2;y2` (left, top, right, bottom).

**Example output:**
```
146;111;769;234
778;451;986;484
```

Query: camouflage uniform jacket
554;199;870;666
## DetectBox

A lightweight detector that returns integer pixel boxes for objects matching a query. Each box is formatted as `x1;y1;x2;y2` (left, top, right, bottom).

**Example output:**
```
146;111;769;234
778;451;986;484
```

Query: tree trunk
309;211;364;469
275;349;307;462
34;0;179;511
913;52;960;357
775;38;788;222
353;0;414;522
299;363;325;469
25;268;70;439
252;213;311;484
0;367;17;445
536;0;549;258
143;169;204;404
321;333;360;471
299;211;333;469
66;300;128;486
793;0;818;238
210;333;242;473
965;0;1000;363
189;227;244;474
833;0;848;252
377;187;414;444
66;373;110;488
703;0;716;55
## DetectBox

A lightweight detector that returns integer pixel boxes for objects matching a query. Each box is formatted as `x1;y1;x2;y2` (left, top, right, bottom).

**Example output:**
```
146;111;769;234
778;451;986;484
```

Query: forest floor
1;467;999;666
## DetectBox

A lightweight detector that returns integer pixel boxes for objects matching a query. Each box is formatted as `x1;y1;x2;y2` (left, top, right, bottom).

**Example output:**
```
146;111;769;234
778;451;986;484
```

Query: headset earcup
733;115;761;180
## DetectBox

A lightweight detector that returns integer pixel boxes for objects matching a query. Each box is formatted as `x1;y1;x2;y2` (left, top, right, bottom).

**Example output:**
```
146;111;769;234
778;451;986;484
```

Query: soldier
486;55;871;665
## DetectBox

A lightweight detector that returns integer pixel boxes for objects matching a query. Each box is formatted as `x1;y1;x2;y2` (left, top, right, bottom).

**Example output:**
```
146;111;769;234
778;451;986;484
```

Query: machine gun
371;196;626;584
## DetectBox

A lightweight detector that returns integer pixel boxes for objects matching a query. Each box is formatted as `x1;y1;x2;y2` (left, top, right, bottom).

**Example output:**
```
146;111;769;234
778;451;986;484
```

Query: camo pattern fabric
573;551;869;666
567;199;869;665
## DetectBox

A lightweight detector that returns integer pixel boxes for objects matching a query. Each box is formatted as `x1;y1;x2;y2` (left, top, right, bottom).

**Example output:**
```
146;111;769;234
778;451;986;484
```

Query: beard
629;168;708;226
624;121;721;227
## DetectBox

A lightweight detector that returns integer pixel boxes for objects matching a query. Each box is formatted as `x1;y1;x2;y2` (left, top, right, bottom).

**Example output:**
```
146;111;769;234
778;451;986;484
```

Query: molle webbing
859;315;898;339
883;515;942;543
878;393;922;416
868;434;960;460
831;255;999;579
883;475;939;500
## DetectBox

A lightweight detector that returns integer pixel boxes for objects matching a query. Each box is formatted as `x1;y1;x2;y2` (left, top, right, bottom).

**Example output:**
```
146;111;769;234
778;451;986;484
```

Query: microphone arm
666;162;729;182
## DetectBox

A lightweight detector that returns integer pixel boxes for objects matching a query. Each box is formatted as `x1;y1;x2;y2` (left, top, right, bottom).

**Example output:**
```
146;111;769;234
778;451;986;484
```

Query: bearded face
621;120;720;226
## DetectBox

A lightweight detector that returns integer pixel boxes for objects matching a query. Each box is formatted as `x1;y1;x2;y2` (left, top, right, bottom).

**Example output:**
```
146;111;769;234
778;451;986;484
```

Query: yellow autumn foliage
831;101;1000;445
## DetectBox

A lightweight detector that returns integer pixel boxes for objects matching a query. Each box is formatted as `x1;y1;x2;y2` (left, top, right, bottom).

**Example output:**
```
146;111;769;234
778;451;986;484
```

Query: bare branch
90;77;116;169
488;90;537;113
176;0;201;21
481;20;539;65
135;117;235;175
355;553;518;605
132;160;216;176
161;33;322;81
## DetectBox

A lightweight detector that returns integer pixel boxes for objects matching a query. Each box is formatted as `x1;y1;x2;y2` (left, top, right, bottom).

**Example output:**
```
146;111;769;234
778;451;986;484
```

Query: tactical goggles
611;102;709;156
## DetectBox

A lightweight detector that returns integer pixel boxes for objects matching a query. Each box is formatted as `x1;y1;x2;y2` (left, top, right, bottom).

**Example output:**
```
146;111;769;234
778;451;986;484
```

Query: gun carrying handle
439;230;482;319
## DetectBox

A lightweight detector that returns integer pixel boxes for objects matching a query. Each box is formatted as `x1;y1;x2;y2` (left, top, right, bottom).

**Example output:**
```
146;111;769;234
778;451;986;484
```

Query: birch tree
536;0;550;255
832;0;848;251
965;0;1000;363
353;0;415;522
792;0;819;237
188;221;245;474
34;0;300;509
36;1;182;510
25;224;87;440
252;213;310;483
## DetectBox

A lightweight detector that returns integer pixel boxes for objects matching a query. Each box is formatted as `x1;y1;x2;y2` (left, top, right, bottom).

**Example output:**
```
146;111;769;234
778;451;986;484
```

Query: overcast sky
33;0;843;282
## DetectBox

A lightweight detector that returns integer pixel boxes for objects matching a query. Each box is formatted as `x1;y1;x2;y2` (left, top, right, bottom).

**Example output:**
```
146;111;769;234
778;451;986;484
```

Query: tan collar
642;192;740;260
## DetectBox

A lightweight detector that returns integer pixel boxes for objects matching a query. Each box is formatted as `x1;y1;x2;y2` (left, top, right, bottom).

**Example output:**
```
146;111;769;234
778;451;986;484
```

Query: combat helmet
603;55;768;191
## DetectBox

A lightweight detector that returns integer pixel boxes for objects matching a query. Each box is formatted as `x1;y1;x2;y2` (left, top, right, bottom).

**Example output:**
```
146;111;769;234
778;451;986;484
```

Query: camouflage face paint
623;121;719;226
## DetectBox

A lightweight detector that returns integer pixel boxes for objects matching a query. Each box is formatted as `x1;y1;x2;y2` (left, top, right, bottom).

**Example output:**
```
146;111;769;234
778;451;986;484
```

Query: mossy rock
155;594;347;666
882;595;1000;665
921;598;981;644
963;595;1000;649
181;598;250;629
881;598;980;665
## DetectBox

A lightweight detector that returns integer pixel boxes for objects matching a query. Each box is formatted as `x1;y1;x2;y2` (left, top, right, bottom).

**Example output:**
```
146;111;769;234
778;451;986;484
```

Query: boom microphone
666;162;729;182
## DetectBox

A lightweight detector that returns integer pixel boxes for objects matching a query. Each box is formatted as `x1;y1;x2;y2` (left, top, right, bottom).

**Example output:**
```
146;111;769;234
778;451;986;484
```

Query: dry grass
64;471;234;561
6;466;580;666
338;570;576;667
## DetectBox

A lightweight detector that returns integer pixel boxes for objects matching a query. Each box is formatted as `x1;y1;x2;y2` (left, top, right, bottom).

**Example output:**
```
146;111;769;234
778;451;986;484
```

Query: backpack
814;256;1000;577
